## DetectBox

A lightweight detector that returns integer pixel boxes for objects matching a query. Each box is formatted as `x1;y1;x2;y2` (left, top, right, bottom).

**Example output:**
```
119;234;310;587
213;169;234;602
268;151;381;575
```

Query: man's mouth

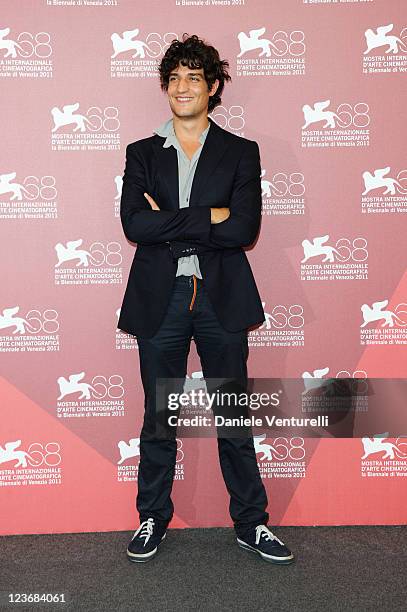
176;97;193;103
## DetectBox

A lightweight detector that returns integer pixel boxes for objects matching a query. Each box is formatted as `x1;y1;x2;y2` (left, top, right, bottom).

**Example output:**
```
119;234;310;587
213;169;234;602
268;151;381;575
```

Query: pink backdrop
1;0;406;535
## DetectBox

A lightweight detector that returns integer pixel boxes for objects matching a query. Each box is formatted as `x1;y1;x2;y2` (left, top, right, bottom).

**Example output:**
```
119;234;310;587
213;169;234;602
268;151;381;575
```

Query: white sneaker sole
127;532;166;563
237;538;294;564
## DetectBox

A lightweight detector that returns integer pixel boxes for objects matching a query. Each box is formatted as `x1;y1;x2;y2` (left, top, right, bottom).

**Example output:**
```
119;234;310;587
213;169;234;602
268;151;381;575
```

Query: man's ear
209;79;220;97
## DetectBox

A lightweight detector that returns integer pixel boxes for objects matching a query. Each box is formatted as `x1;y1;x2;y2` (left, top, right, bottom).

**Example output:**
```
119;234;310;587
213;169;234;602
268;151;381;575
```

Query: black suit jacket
118;115;265;338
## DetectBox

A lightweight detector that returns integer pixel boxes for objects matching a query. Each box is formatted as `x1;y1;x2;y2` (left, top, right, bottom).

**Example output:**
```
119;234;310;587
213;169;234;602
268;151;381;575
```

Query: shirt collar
153;117;210;148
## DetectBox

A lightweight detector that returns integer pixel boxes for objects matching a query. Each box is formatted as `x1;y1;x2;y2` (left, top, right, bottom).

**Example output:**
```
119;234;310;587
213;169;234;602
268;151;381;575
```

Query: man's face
166;63;219;119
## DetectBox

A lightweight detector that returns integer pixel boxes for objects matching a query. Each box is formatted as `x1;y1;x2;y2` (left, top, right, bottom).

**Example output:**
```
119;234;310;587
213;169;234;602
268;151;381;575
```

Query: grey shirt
153;117;211;278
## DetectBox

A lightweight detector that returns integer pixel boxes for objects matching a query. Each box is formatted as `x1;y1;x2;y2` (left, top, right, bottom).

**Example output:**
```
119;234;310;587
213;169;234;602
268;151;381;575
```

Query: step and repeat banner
1;0;406;535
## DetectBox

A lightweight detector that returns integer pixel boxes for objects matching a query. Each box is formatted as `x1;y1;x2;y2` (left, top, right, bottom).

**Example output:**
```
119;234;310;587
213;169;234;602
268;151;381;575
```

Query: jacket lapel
152;140;179;210
152;116;229;210
189;117;228;207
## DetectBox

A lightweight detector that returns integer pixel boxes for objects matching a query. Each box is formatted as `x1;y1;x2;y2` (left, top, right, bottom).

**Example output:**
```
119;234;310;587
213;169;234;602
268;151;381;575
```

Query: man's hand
144;192;160;210
210;207;230;224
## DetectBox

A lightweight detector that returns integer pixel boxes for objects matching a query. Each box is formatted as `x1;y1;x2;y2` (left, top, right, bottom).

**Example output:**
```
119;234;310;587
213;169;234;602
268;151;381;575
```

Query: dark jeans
135;274;269;537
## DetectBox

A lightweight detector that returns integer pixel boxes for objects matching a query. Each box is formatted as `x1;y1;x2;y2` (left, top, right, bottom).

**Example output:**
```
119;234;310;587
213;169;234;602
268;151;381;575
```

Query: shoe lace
255;525;284;546
133;518;155;547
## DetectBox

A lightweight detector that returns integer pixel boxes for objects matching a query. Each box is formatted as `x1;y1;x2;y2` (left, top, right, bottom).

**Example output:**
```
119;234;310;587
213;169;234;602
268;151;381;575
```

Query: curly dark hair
158;33;232;113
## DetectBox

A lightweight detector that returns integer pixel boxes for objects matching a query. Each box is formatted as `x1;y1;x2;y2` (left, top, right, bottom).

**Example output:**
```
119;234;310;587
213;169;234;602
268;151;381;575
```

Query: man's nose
175;79;189;92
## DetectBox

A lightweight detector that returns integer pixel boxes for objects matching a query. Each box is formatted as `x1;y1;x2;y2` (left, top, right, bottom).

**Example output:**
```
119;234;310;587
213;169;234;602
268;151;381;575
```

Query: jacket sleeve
168;140;262;258
120;143;211;245
208;140;262;247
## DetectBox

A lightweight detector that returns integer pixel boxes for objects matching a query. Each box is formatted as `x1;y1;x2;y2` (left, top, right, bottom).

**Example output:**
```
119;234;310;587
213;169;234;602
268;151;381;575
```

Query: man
118;34;294;565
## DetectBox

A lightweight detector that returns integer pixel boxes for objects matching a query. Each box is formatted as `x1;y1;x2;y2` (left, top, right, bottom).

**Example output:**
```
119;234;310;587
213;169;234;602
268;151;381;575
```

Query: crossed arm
120;139;262;253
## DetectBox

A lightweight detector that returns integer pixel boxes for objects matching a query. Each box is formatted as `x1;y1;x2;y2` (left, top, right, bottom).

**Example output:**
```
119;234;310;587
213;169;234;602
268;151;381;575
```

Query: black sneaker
127;518;167;563
237;524;294;564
